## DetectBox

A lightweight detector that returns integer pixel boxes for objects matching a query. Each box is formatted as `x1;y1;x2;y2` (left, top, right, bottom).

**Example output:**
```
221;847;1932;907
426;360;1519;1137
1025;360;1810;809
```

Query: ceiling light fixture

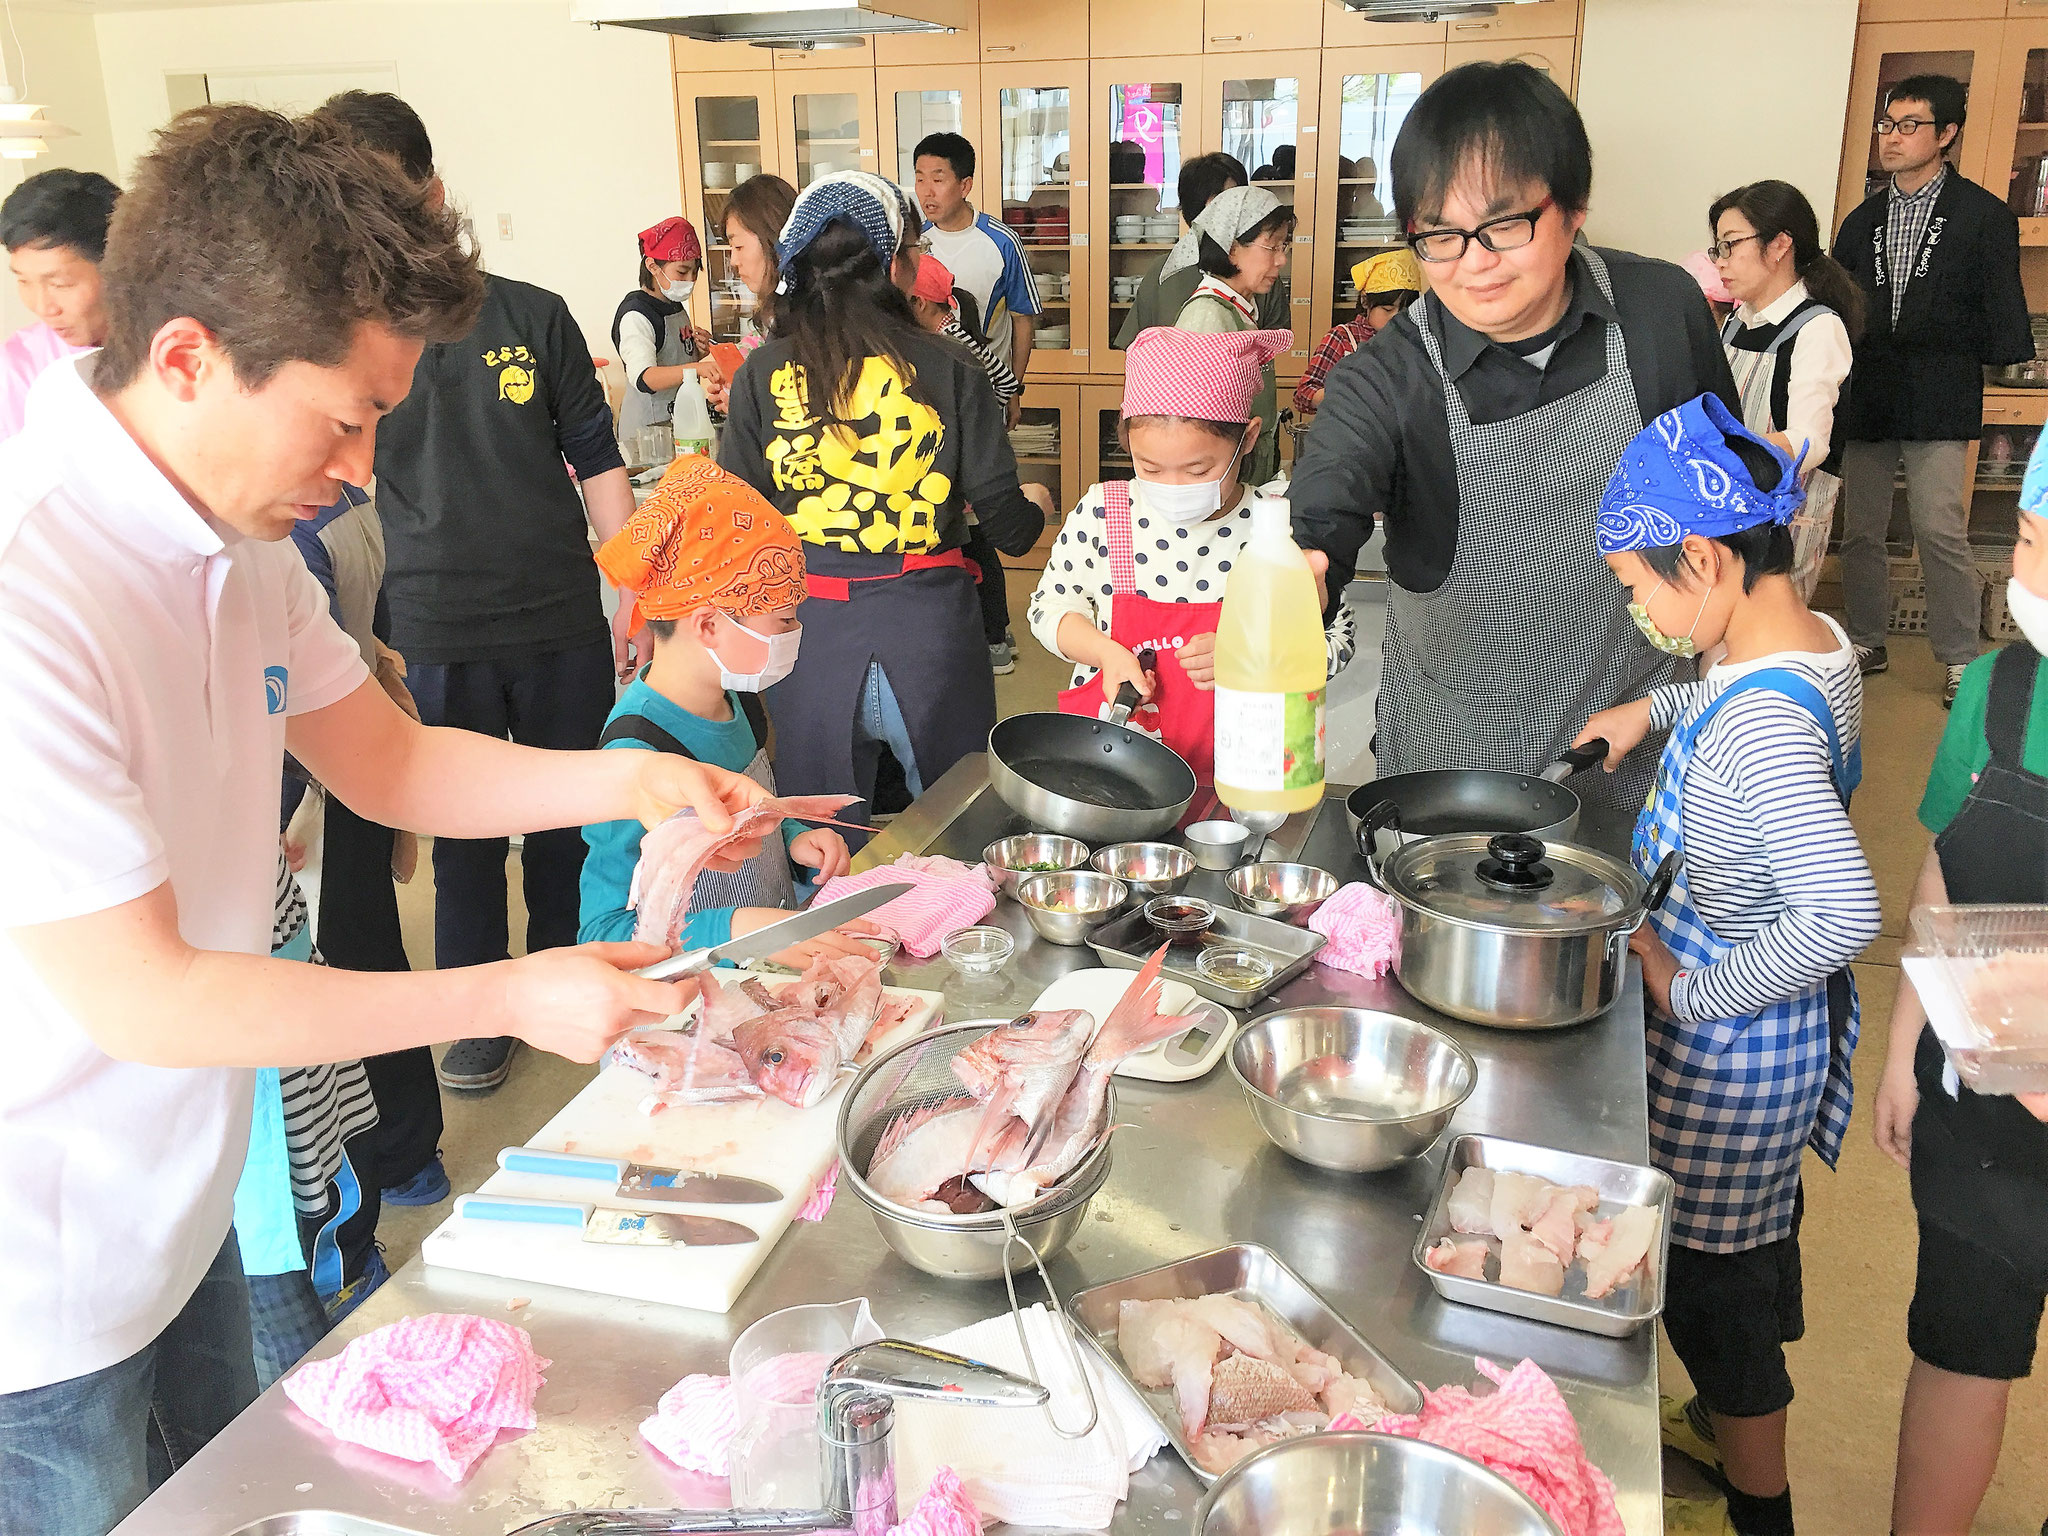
0;0;73;161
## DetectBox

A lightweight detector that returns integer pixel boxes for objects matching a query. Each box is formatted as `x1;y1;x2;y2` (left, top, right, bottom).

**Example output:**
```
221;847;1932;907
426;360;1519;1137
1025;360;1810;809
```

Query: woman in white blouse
1710;181;1864;601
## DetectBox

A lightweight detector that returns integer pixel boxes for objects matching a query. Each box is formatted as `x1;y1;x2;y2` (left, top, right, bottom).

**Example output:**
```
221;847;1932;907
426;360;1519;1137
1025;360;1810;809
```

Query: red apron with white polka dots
1055;479;1222;782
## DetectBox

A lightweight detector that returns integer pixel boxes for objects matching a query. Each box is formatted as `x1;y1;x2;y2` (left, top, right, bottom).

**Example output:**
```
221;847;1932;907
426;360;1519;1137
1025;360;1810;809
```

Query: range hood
1339;0;1538;20
571;0;970;46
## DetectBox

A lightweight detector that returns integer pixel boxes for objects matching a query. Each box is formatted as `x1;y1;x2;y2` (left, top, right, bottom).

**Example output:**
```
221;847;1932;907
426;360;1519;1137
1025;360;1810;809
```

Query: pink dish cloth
798;1162;839;1222
816;855;997;959
1361;1358;1624;1536
887;1466;983;1536
640;1374;739;1475
281;1313;548;1481
1307;882;1401;979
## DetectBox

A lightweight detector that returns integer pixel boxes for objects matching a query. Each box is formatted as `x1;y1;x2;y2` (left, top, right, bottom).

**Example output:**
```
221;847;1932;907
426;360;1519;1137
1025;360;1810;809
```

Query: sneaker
324;1244;390;1326
1855;643;1889;676
989;640;1015;676
1944;662;1968;709
381;1151;451;1207
1662;1494;1737;1536
437;1035;518;1091
1660;1394;1723;1475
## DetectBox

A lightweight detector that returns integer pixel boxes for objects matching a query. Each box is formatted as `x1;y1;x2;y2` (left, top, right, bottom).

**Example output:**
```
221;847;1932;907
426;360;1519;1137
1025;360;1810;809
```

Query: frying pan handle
1545;737;1610;782
1107;648;1158;729
1356;802;1400;890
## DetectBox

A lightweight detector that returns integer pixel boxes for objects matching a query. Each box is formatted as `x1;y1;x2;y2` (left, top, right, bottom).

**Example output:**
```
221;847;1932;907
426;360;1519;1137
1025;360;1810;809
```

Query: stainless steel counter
117;759;1661;1536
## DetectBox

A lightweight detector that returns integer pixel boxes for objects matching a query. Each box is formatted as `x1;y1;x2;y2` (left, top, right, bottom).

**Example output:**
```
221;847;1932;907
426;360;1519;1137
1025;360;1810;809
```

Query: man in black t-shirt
320;92;636;1094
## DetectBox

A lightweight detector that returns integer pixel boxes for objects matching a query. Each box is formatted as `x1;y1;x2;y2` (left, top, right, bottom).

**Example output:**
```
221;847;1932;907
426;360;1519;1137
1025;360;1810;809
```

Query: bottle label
1214;686;1325;793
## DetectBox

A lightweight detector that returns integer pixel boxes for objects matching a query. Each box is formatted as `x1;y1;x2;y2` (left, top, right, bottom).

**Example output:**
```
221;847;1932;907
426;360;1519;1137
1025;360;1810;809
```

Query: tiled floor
380;572;2045;1532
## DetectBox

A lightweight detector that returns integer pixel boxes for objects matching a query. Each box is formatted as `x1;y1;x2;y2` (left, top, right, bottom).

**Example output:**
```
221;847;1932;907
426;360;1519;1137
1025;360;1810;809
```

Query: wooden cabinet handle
1209;34;1245;43
985;43;1016;53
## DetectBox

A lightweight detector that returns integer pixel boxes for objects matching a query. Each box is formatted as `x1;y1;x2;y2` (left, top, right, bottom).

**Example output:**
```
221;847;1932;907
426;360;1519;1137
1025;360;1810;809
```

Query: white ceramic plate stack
1112;216;1146;246
734;162;761;181
704;162;734;190
1037;324;1072;351
1111;275;1143;304
1145;215;1180;243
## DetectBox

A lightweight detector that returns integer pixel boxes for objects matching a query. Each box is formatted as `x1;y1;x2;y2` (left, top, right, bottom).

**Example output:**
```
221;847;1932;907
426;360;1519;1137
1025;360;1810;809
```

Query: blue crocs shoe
381;1152;451;1207
324;1244;390;1326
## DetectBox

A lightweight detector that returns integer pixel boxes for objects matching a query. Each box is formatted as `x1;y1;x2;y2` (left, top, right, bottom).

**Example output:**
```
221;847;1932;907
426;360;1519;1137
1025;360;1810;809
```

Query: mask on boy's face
713;615;801;692
2007;575;2048;657
1628;577;1713;659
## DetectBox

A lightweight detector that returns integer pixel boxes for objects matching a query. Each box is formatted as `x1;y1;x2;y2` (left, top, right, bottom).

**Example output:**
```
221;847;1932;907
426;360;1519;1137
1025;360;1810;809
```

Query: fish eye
766;1049;785;1064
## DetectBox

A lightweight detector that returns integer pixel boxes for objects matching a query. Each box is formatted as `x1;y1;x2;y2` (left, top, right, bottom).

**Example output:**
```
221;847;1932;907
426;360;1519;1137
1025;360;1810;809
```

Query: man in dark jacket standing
1833;74;2033;707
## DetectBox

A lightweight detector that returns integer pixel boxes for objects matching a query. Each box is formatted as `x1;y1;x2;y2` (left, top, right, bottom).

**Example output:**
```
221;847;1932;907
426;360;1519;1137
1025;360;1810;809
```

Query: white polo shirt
0;358;367;1393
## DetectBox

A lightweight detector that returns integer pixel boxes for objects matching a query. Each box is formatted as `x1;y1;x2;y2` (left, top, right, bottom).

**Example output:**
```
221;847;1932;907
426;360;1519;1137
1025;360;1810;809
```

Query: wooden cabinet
985;59;1092;374
1443;0;1578;45
876;0;981;63
1094;0;1204;59
670;36;768;72
1834;21;2007;226
1091;56;1203;370
1006;383;1083;567
878;66;983;186
1201;0;1325;55
1201;50;1321;375
676;73;783;345
1982;20;2048;241
1860;0;2004;18
979;0;1089;61
1081;383;1132;493
1443;33;1576;95
775;66;882;188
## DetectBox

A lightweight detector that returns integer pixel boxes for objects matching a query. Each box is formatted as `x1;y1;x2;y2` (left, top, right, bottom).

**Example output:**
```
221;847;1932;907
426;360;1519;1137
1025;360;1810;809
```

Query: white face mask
2007;575;2048;657
661;278;696;304
713;615;801;692
1131;433;1249;525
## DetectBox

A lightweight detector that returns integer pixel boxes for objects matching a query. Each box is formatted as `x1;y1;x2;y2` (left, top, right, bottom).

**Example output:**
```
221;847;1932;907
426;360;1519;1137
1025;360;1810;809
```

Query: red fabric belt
804;547;978;601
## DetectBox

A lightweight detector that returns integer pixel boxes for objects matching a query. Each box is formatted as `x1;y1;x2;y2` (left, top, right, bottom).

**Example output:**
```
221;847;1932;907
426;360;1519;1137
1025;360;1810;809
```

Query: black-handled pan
1346;738;1612;865
987;646;1199;843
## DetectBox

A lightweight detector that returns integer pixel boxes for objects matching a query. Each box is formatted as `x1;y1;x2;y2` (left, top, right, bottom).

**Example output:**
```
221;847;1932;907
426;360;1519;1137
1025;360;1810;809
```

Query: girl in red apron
1025;326;1354;782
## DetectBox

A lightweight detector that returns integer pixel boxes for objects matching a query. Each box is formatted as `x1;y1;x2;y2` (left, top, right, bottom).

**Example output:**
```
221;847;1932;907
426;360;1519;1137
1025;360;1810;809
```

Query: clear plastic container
1903;904;2048;1094
727;1298;883;1507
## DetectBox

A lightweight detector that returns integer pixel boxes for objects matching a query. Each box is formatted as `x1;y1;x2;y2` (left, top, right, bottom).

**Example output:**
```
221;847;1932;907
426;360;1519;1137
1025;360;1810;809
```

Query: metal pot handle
1355;802;1400;890
1106;648;1158;729
1544;737;1610;783
1623;852;1680;937
998;1207;1101;1442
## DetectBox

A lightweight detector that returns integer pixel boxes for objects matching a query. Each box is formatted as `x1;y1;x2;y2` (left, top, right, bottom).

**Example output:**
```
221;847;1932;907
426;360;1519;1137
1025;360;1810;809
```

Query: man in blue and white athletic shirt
915;131;1042;389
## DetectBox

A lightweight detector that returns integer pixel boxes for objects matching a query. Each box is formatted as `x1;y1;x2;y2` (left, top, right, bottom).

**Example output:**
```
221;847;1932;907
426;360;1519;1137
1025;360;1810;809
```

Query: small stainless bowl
1225;861;1338;924
1229;1007;1476;1173
983;833;1091;897
1016;871;1127;946
1183;819;1250;871
1197;1431;1562;1536
1091;842;1194;903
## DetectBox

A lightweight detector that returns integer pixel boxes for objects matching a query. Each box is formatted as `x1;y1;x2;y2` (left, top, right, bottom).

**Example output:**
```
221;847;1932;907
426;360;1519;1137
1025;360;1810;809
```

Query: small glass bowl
942;926;1015;975
1196;944;1277;993
849;933;901;970
1144;895;1218;947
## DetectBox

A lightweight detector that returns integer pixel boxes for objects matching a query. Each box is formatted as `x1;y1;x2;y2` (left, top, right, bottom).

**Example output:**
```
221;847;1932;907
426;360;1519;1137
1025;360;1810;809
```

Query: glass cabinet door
791;90;863;185
680;77;778;347
1095;64;1197;368
1007;384;1079;568
1836;22;2004;221
1205;54;1320;374
987;62;1090;374
889;86;966;186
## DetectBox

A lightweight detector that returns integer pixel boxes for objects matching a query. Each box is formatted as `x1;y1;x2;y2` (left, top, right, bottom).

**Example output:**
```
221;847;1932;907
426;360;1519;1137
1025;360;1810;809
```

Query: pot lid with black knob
1379;831;1647;934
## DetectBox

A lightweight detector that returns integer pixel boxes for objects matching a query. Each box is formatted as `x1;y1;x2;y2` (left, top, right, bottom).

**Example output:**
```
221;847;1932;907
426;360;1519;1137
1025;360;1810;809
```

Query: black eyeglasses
1407;197;1553;264
1875;117;1933;136
1707;233;1761;262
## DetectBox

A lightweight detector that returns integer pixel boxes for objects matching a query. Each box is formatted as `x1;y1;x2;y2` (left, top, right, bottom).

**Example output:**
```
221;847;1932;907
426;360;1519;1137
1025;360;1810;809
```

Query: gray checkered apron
1385;247;1677;813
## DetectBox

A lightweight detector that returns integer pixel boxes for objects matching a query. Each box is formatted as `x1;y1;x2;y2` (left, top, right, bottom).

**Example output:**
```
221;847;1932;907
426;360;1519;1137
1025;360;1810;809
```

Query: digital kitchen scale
1029;968;1238;1083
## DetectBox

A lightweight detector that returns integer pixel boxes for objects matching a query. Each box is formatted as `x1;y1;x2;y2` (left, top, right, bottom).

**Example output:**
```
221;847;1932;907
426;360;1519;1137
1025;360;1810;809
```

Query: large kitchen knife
631;883;912;982
455;1194;758;1247
496;1147;781;1205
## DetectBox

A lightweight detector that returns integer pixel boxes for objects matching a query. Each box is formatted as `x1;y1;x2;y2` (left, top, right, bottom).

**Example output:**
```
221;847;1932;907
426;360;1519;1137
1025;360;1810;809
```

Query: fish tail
1088;944;1186;1064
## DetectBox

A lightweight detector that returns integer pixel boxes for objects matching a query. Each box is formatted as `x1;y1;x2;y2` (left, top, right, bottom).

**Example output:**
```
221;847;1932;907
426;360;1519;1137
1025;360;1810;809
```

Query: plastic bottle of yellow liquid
1213;495;1327;815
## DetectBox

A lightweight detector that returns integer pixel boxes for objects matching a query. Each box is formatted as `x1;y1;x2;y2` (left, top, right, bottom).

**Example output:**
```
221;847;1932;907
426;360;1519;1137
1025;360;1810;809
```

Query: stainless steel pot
1365;831;1676;1030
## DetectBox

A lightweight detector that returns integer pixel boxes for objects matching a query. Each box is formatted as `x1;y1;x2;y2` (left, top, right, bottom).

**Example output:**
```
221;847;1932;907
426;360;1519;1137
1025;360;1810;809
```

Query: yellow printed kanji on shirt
761;357;952;553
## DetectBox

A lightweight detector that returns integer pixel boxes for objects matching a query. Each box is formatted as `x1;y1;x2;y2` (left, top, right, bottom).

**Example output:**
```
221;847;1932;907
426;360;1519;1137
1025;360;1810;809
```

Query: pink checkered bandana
815;854;997;958
1121;326;1295;423
281;1313;549;1480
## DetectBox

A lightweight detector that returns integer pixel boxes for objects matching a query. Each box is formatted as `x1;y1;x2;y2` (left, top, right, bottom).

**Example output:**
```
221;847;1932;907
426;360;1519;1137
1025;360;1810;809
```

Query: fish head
731;1014;845;1108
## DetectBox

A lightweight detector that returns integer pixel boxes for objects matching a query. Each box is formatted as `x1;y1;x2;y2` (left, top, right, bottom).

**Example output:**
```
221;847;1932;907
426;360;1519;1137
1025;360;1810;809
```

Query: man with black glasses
1832;73;2031;707
1289;62;1736;820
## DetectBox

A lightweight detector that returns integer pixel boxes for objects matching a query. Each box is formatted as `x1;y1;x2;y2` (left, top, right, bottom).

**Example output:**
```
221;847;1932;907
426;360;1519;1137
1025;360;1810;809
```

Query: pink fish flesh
1423;1236;1489;1279
1206;1355;1317;1430
949;1008;1098;1168
629;795;862;947
1498;1227;1566;1297
1579;1202;1660;1299
1446;1167;1496;1236
1527;1184;1600;1265
1488;1171;1553;1239
865;1095;989;1210
612;1030;762;1105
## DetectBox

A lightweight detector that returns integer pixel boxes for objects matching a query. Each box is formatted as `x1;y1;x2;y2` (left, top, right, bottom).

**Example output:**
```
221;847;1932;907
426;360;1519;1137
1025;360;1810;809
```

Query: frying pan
1345;739;1610;864
988;650;1198;843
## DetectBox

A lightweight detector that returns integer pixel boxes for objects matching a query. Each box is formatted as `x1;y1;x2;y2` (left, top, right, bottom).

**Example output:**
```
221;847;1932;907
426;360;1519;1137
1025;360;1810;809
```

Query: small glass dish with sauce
1196;945;1277;994
1144;895;1218;947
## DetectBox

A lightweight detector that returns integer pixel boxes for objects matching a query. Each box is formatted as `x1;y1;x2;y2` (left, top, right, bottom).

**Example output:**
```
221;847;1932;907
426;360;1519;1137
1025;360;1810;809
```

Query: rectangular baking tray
1411;1133;1674;1339
1085;906;1325;1007
1065;1242;1423;1485
1904;904;2048;1094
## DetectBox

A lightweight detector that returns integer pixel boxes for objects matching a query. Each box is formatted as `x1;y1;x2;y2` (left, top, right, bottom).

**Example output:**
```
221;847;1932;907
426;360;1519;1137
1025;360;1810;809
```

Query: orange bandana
596;457;807;632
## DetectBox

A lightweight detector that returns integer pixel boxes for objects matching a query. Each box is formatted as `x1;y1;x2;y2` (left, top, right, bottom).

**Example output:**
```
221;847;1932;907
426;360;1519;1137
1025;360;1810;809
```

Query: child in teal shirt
580;459;862;964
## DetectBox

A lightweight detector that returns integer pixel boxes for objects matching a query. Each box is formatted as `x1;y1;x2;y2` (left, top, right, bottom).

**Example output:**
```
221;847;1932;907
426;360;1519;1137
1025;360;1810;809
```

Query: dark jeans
0;1232;258;1536
960;522;1013;646
404;639;614;971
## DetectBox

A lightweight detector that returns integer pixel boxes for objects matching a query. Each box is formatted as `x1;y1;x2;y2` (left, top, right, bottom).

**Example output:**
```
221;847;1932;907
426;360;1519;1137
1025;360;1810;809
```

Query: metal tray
1065;1242;1423;1485
1086;906;1325;1007
1411;1133;1673;1339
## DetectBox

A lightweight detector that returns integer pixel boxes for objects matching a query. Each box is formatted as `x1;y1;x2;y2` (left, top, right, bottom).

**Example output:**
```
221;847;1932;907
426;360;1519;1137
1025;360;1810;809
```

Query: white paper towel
894;1304;1168;1531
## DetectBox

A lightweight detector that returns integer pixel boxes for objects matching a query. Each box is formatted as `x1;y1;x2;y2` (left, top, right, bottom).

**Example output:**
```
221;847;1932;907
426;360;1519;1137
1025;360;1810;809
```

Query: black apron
764;543;995;827
1913;643;2048;1288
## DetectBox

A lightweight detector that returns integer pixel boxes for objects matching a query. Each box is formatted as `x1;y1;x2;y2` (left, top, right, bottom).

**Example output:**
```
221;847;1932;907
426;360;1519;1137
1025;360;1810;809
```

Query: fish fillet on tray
1066;1244;1423;1483
1412;1134;1673;1339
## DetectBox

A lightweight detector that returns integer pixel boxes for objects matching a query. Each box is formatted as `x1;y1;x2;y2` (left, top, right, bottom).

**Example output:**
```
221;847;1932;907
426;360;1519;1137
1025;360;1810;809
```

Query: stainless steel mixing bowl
1091;841;1194;903
1224;861;1339;924
1197;1431;1564;1536
1229;1008;1477;1173
983;833;1092;897
1016;871;1127;945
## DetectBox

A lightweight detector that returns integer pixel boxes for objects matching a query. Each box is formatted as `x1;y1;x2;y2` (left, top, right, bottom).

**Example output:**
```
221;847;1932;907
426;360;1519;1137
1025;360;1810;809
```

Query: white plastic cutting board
421;975;942;1312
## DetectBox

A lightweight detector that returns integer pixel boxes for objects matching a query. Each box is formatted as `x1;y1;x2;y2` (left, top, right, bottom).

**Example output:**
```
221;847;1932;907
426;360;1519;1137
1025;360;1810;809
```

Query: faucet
507;1340;1047;1536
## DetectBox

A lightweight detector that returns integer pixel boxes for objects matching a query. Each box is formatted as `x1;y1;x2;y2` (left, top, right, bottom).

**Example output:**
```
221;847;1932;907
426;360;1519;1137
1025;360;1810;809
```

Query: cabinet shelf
702;139;763;149
1014;454;1064;465
796;135;862;146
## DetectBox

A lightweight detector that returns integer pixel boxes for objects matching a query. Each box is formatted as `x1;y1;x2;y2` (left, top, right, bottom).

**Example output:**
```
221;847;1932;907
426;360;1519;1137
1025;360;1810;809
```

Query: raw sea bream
1114;1292;1391;1475
628;794;864;947
864;944;1198;1213
1431;1165;1661;1301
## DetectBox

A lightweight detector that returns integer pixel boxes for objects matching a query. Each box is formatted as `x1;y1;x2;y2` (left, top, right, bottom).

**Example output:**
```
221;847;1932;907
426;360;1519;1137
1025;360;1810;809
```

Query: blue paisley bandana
1597;392;1804;555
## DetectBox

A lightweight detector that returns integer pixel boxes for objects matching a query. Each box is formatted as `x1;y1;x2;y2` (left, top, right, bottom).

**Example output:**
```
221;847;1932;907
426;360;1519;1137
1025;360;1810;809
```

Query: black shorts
1661;1195;1804;1419
1909;1224;2047;1381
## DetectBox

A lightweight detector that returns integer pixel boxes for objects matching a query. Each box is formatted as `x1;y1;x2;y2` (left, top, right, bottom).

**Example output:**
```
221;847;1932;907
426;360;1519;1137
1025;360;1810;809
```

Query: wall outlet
497;213;514;241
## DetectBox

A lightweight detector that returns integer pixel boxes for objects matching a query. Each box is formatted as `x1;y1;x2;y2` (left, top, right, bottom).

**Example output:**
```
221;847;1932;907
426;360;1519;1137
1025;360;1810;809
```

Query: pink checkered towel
640;1374;739;1474
1352;1357;1623;1536
281;1313;548;1480
1307;882;1401;979
815;855;997;959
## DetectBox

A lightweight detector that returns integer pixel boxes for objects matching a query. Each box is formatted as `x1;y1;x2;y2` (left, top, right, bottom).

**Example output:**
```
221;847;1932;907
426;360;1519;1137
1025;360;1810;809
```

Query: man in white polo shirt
0;106;763;1536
